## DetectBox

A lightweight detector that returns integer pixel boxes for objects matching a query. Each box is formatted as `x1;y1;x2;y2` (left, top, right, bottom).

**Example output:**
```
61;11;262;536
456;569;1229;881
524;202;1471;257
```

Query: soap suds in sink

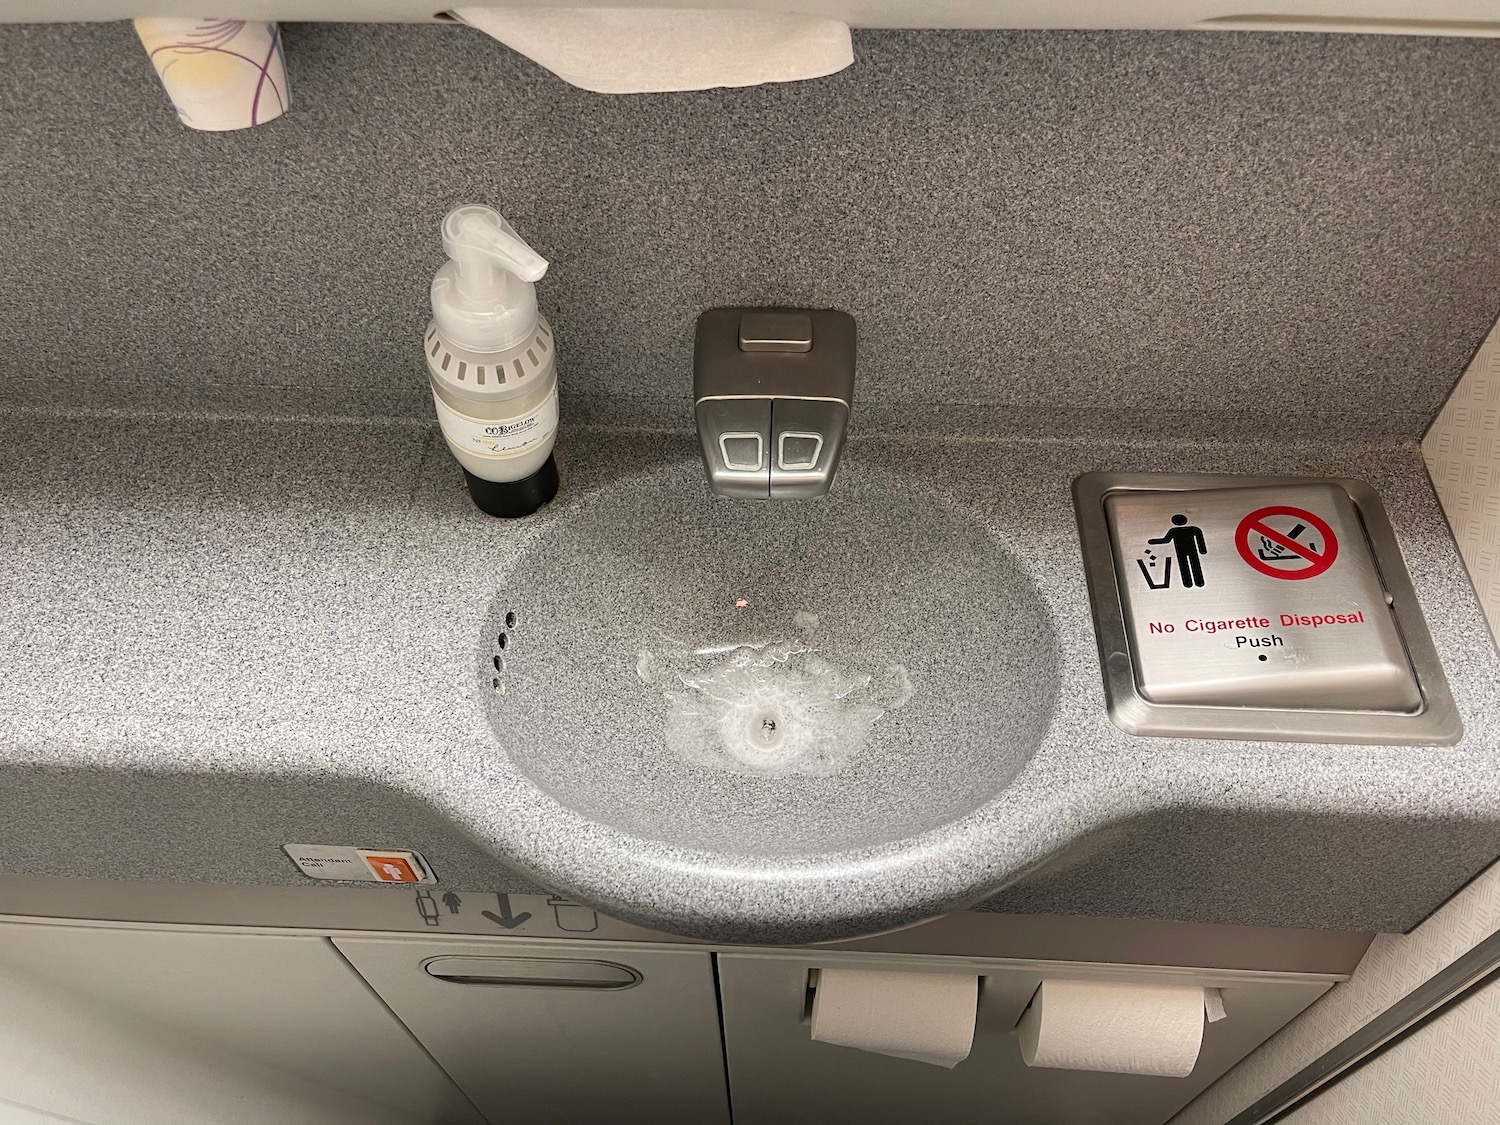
637;613;912;777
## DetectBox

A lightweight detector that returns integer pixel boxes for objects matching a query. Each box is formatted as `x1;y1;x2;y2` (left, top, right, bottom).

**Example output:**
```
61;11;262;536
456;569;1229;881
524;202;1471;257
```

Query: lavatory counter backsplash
3;22;1500;439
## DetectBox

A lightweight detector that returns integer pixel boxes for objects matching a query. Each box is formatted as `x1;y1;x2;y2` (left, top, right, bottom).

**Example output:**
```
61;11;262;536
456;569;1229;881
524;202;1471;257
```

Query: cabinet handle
422;956;642;990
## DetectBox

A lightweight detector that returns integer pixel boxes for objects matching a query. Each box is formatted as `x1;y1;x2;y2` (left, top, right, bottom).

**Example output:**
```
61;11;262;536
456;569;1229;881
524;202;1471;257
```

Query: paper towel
451;8;854;94
1018;979;1207;1078
810;968;977;1068
1204;986;1228;1023
134;19;289;131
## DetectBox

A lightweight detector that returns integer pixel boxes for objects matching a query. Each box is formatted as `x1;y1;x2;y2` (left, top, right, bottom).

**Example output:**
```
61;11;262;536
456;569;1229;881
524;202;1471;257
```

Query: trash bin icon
548;896;598;932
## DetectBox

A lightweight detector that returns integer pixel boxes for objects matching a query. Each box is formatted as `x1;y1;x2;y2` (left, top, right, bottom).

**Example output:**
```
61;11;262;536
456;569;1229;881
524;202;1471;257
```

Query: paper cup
134;18;290;131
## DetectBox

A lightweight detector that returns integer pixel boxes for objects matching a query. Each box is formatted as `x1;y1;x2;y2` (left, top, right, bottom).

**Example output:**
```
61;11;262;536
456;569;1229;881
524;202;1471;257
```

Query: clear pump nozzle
432;204;548;353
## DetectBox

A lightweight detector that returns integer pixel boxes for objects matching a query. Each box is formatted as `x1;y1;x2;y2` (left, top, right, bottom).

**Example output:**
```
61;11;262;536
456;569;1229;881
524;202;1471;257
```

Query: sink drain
747;709;787;752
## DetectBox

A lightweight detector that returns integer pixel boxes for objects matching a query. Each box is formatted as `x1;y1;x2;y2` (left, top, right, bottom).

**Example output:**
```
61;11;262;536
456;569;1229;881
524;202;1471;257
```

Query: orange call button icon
363;854;422;882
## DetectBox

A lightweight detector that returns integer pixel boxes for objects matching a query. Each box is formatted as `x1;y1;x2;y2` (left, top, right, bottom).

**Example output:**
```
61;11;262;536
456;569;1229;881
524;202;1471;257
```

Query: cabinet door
0;920;483;1125
718;953;1331;1125
335;937;730;1125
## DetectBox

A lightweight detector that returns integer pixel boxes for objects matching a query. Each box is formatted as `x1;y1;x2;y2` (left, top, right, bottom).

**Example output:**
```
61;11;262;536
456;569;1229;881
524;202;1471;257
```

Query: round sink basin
478;460;1060;940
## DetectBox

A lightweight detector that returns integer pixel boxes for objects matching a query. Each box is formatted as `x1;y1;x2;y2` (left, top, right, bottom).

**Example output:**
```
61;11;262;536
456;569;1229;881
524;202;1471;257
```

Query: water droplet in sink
639;612;914;777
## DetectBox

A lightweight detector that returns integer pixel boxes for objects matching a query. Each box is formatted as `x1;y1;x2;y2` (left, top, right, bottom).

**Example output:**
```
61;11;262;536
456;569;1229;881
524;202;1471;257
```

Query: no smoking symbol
1235;505;1338;580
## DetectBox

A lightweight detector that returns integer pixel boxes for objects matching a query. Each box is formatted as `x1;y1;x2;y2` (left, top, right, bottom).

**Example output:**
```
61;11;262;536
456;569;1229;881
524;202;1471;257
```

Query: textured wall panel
1278;977;1500;1124
1172;857;1500;1124
1425;321;1500;641
2;24;1500;439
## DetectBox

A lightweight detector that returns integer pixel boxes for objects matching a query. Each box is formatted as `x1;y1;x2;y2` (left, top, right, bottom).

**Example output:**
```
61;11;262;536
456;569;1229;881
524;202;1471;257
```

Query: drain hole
493;654;504;671
747;709;787;751
492;677;505;694
498;633;508;650
505;610;517;629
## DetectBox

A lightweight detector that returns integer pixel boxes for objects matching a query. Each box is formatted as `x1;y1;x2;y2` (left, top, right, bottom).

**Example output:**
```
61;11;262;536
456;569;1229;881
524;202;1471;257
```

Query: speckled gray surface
1;414;1497;943
487;478;1057;854
4;23;1500;439
6;21;1500;942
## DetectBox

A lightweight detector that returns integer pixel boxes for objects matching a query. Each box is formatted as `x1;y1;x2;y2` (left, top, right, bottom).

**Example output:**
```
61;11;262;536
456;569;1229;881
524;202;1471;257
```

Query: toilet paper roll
451;8;854;94
810;968;977;1068
1018;979;1206;1078
134;19;289;131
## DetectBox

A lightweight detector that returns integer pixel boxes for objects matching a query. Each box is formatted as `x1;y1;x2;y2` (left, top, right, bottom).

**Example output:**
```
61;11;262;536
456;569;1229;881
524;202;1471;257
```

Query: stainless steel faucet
693;307;856;499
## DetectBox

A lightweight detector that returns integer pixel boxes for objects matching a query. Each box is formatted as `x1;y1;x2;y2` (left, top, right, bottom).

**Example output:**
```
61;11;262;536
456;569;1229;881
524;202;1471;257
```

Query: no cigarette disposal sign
1234;505;1338;580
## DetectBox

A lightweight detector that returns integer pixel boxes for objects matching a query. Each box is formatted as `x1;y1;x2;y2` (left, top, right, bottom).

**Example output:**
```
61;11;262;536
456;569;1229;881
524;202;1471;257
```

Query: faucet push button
777;432;823;471
719;432;765;472
693;307;855;499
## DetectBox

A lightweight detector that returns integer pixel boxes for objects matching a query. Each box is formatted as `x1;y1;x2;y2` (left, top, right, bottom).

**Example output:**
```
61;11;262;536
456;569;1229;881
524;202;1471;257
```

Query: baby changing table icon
548;896;599;932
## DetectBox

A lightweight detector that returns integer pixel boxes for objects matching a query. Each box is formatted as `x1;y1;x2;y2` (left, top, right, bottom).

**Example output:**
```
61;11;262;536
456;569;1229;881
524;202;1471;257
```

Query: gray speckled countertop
3;20;1499;945
2;410;1497;943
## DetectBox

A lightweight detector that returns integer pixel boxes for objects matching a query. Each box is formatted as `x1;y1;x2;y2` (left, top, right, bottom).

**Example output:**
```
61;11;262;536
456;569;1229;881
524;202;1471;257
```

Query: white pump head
432;204;549;353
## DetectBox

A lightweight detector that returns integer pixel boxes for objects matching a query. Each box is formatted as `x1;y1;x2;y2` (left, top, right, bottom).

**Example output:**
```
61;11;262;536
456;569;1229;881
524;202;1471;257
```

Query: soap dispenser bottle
425;204;560;517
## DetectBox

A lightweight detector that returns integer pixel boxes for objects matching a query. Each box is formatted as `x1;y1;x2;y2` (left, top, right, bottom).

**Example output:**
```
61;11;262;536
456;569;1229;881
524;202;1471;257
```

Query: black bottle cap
462;455;559;519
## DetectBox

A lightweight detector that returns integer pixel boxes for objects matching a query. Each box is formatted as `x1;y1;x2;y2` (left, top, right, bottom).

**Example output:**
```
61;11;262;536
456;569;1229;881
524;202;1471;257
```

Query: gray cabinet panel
336;938;730;1125
0;921;482;1125
719;954;1331;1125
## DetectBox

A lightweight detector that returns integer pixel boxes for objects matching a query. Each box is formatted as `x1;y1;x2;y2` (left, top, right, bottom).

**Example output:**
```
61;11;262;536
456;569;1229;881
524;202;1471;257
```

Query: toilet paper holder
803;966;996;1024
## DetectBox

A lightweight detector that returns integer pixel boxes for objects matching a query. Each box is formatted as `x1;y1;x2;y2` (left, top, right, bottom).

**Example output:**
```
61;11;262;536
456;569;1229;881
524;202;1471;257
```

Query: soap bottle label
432;387;559;457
